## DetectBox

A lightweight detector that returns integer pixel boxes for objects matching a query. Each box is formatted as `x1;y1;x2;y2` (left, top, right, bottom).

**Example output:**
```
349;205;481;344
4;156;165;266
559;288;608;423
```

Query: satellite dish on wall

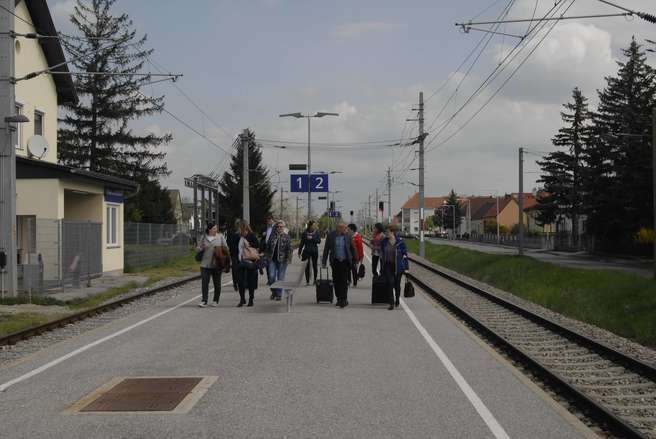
27;135;48;160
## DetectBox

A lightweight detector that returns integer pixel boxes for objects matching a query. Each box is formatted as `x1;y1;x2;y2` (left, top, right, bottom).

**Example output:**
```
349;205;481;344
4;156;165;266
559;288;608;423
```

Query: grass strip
0;312;69;337
406;239;656;347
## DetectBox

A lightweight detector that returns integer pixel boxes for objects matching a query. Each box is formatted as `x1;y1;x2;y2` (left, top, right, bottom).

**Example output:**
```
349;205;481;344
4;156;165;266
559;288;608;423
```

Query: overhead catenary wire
425;0;572;152
426;0;517;134
425;0;516;105
427;0;578;152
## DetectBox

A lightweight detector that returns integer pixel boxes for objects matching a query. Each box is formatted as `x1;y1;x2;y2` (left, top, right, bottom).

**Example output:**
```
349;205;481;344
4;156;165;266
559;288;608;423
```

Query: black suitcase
371;275;389;304
316;267;334;303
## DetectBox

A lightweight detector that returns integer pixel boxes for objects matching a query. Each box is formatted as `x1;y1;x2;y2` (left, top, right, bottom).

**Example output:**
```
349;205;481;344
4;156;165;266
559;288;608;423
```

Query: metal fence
16;218;102;293
469;233;555;250
124;222;192;271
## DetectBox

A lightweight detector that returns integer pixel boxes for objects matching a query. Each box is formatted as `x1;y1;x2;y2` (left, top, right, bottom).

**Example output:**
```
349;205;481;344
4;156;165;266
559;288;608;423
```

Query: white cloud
331;21;403;39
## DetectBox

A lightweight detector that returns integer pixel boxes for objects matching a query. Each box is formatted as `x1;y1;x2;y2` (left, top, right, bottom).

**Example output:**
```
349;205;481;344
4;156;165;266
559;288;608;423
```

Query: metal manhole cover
65;376;217;414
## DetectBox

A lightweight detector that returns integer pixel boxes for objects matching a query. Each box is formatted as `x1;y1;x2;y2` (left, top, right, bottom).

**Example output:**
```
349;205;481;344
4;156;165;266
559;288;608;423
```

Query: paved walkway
429;238;652;278
0;251;593;438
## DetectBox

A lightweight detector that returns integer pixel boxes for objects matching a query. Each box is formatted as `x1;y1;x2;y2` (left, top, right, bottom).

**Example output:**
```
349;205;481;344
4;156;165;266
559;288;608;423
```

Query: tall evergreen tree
58;0;171;182
443;190;462;231
585;39;656;248
536;87;591;244
218;130;275;232
125;180;175;224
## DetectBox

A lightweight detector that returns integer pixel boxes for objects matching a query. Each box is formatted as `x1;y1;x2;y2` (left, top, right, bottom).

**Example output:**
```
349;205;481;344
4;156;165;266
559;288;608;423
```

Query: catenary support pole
419;92;425;257
200;187;206;232
653;108;656;279
375;188;379;223
242;129;250;224
387;167;392;224
0;1;17;296
519;147;524;256
193;178;198;241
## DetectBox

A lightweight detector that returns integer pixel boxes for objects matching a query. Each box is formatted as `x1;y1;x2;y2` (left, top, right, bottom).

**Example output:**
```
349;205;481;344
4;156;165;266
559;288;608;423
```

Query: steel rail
406;254;654;439
0;274;201;347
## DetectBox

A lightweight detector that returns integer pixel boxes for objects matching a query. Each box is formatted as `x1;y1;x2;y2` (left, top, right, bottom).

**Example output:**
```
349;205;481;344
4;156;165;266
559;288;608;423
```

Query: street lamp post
441;202;457;239
279;112;339;222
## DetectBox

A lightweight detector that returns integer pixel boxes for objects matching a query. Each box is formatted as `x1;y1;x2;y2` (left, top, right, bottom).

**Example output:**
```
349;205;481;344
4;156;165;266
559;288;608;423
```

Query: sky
49;0;656;222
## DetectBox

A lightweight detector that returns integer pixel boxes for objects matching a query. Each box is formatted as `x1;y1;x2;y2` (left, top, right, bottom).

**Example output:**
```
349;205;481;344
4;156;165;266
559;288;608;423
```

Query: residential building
14;0;137;289
400;193;448;235
468;195;519;235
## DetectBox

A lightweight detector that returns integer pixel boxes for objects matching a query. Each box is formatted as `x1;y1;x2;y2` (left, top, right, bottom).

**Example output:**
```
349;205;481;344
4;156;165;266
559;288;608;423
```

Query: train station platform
0;251;595;438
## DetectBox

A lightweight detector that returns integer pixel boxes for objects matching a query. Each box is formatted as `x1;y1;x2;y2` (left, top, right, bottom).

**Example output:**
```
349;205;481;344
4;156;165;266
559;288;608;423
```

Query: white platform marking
364;251;510;439
0;282;231;392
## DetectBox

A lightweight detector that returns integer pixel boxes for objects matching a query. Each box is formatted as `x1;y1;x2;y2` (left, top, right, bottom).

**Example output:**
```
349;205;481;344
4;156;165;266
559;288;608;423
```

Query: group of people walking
196;215;409;311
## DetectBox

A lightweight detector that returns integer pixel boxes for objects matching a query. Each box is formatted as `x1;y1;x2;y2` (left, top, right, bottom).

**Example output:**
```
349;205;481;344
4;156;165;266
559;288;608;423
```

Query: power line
426;0;517;133
146;56;235;141
424;0;571;151
427;0;577;152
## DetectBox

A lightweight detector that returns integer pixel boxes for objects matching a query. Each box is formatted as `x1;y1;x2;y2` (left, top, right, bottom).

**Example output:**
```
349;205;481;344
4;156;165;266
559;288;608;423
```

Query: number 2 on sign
315;177;324;190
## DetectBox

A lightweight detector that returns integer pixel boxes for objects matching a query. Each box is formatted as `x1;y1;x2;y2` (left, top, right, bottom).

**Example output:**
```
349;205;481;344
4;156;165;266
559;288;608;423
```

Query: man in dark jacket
322;222;356;308
227;219;242;291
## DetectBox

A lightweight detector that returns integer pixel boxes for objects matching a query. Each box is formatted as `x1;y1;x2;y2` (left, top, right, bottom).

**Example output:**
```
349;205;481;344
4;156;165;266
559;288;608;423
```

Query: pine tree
443;190;462;231
585;39;656;249
536;87;591;245
218;130;275;232
58;0;171;182
125;180;175;224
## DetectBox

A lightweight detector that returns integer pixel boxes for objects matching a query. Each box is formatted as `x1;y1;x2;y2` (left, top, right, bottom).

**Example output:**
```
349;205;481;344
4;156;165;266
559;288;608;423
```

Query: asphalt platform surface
0;251;593;438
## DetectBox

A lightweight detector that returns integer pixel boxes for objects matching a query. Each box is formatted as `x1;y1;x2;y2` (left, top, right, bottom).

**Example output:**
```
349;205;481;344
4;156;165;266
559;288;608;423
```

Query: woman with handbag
237;221;260;307
298;220;321;285
197;223;230;308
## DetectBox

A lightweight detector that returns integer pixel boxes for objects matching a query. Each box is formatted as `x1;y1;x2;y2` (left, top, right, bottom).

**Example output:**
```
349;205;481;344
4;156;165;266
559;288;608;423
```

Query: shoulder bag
403;277;415;298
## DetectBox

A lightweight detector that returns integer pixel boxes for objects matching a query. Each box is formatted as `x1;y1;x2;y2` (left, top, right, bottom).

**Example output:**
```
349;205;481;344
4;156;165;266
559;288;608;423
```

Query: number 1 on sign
297;177;303;189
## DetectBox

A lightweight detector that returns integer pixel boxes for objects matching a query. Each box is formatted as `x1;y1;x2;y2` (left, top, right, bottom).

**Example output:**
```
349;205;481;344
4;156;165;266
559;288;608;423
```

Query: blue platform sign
329;211;341;218
290;174;329;193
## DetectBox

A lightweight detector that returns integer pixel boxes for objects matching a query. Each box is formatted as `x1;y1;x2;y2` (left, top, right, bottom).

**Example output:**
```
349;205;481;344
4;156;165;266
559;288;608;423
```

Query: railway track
0;274;201;347
407;254;656;439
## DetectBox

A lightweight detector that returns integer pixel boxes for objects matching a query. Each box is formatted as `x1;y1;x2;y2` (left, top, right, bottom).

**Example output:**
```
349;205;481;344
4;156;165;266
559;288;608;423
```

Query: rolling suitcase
371;274;389;304
316;267;334;303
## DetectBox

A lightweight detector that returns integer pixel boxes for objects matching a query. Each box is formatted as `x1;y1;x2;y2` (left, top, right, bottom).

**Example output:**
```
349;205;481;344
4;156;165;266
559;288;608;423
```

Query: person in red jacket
347;223;364;287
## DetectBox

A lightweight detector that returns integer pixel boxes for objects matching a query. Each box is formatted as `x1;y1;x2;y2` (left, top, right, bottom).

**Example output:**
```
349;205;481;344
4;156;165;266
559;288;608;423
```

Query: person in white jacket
197;223;228;307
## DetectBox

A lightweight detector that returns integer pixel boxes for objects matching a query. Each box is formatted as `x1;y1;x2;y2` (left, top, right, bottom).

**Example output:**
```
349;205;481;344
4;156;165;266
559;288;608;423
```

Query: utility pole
375;189;379;223
280;186;285;221
0;1;17;296
518;147;524;256
192;178;198;240
387;167;392;224
368;193;372;229
407;92;426;256
653;108;656;279
242;129;250;224
296;196;300;239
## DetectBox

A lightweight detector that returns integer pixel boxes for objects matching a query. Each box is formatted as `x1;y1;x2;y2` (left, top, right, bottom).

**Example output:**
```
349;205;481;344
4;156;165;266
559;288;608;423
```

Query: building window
34;110;44;136
15;103;23;149
106;204;119;247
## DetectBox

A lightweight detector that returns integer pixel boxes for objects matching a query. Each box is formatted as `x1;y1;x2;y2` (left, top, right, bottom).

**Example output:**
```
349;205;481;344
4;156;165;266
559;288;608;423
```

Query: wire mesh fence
16;218;102;294
124;222;192;271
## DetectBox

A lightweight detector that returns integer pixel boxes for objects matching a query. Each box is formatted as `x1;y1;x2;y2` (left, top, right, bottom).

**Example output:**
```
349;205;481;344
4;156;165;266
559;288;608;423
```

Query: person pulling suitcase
322;222;356;308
